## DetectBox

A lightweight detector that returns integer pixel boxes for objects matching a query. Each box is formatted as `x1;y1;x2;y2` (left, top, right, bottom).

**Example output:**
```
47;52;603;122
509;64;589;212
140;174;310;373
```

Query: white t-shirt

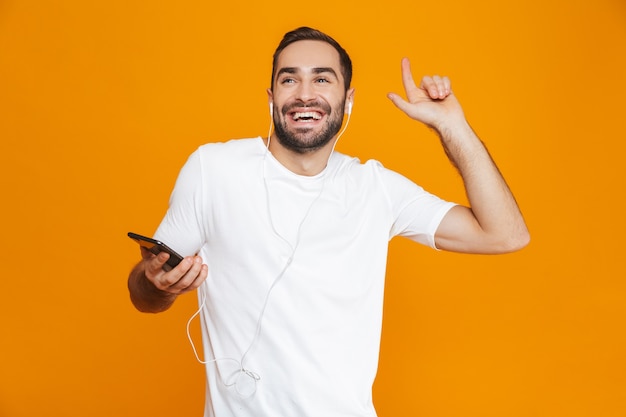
155;137;456;417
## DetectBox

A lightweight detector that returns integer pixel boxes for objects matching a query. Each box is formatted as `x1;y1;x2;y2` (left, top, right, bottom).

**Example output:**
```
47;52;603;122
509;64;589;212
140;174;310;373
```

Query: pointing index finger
401;57;419;96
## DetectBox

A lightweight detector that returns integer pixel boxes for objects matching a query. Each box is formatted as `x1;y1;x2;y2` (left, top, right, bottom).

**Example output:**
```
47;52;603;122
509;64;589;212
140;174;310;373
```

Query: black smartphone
128;232;184;271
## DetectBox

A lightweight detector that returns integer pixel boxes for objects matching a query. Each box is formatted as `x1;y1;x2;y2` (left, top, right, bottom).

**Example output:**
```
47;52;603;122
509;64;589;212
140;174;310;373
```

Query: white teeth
293;111;322;121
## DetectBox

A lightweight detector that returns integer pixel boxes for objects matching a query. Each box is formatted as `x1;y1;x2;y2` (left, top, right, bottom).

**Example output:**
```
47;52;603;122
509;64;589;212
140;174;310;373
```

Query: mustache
281;101;332;114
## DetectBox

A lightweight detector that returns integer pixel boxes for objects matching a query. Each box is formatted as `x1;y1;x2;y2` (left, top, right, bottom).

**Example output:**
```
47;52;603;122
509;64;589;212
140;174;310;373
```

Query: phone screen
128;232;184;271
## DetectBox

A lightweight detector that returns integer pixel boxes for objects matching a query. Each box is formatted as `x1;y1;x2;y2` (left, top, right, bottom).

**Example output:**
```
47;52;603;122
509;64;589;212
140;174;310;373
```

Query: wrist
433;117;472;140
129;264;177;313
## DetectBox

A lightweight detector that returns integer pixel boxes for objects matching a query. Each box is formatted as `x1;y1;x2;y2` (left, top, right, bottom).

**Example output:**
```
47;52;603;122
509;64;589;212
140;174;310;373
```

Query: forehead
275;40;342;77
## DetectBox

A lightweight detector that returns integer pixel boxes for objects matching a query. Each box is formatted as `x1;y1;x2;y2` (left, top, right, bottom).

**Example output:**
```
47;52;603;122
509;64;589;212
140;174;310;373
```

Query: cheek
332;99;347;117
326;92;346;111
272;111;283;126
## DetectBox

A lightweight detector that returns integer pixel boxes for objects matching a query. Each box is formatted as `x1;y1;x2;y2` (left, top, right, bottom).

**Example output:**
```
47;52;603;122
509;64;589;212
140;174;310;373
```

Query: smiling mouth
291;111;323;122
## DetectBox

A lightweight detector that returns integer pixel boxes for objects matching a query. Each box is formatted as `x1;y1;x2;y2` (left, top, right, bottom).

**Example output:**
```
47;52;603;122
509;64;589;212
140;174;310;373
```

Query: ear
344;88;355;115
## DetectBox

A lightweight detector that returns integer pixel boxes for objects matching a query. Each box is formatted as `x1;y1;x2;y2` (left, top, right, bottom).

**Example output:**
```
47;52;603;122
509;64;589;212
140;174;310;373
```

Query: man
128;27;529;417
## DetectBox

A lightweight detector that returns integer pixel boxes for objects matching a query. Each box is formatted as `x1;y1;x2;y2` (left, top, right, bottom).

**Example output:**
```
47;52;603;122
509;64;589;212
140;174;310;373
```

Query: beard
272;99;345;154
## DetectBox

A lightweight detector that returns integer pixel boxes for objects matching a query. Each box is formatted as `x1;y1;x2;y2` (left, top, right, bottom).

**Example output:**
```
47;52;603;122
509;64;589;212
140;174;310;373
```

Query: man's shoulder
197;137;263;153
190;137;265;164
334;153;419;188
334;152;386;175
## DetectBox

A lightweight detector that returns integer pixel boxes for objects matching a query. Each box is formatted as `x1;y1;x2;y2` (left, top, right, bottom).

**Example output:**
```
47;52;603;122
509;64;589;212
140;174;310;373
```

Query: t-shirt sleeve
153;149;206;257
380;165;457;249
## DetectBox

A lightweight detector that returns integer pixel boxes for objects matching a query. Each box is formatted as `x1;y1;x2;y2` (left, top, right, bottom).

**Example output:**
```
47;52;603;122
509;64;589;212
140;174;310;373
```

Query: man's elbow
496;227;531;253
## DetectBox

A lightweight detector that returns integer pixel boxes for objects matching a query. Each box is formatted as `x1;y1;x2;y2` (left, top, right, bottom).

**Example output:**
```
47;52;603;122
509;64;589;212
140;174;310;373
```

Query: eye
280;77;296;84
315;77;330;84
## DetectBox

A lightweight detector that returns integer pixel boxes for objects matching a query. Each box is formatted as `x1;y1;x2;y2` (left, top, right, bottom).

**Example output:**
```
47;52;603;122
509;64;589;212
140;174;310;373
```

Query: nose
294;82;316;104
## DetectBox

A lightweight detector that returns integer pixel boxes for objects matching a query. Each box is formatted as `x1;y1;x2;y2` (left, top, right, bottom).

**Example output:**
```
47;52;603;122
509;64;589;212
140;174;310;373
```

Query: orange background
1;1;625;416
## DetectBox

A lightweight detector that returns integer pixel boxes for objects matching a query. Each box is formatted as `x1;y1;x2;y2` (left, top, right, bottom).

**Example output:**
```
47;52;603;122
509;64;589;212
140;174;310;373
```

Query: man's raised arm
387;58;530;254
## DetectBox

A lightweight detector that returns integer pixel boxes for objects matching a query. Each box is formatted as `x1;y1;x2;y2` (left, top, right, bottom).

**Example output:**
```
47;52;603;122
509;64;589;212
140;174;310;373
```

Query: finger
442;76;451;95
400;57;417;91
433;75;452;98
420;76;439;99
145;251;170;274
141;252;174;290
420;75;452;99
167;256;201;291
386;92;413;115
142;254;186;291
177;262;209;294
401;57;426;102
165;256;207;293
139;246;156;261
155;255;194;289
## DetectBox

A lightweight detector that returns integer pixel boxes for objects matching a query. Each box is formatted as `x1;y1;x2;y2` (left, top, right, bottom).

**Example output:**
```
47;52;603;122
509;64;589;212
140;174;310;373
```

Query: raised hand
387;57;466;132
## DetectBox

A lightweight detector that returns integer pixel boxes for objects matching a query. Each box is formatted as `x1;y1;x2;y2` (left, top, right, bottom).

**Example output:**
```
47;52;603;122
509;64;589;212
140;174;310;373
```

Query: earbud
269;102;273;117
347;101;353;115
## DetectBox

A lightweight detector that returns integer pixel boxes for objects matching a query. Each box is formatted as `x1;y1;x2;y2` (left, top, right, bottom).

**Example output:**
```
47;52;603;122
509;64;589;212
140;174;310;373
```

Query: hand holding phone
128;232;184;271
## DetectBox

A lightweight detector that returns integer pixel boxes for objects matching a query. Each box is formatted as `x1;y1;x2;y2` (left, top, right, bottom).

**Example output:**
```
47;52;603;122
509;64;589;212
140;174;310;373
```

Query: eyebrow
276;66;339;79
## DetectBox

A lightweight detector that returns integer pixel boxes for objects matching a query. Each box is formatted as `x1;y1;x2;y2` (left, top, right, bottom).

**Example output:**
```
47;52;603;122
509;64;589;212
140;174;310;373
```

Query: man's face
269;40;352;154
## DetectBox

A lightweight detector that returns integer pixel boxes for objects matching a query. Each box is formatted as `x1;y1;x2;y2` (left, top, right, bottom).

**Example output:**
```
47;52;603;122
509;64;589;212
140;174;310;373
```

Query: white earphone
188;95;354;398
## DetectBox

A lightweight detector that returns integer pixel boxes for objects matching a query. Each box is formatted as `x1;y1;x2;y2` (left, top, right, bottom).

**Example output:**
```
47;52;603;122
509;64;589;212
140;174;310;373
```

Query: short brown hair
270;27;352;92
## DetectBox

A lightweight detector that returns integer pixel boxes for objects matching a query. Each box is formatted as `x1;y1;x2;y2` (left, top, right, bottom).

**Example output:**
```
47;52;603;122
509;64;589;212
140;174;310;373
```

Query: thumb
387;92;412;114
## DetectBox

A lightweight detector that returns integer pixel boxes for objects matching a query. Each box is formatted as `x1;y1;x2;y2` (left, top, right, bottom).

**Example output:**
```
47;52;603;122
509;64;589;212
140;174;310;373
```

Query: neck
266;135;336;176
